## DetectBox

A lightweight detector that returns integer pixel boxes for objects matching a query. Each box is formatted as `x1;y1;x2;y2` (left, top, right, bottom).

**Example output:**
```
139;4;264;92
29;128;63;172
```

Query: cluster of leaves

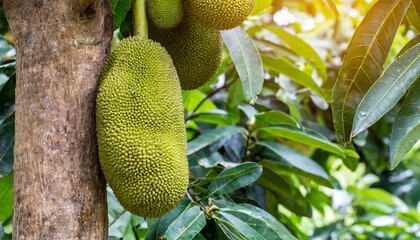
332;0;420;170
1;0;420;239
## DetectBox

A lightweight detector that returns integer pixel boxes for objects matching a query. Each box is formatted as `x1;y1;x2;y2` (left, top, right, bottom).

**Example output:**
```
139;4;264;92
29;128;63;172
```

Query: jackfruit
147;0;183;29
185;0;254;30
96;37;189;218
149;14;222;90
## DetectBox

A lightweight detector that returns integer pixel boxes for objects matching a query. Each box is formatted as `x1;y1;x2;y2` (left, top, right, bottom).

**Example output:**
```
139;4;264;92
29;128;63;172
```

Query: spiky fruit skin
185;0;254;30
149;15;222;90
96;37;188;218
147;0;183;29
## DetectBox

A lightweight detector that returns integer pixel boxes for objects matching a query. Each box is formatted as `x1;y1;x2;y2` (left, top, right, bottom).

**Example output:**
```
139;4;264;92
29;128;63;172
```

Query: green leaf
108;211;135;239
389;79;420;169
256;141;332;187
265;26;327;82
119;11;132;38
183;90;217;114
258;171;311;216
353;43;420;135
221;27;264;104
222;133;245;163
253;111;300;128
187;126;244;158
165;206;206;240
197;152;225;169
107;187;125;222
213;212;262;240
217;204;298;240
0;173;13;221
349;187;399;214
111;0;132;31
406;2;420;32
258;126;347;158
146;198;192;240
205;162;263;198
188;110;233;126
192;233;206;240
238;104;258;120
227;79;245;108
213;213;248;240
261;55;326;99
332;0;411;145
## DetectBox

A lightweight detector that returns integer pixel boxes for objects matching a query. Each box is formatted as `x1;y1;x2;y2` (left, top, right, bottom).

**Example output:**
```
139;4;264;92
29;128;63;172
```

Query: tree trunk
3;0;112;239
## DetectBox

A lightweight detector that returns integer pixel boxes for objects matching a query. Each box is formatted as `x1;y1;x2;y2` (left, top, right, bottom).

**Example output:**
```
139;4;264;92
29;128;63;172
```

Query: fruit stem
132;0;148;39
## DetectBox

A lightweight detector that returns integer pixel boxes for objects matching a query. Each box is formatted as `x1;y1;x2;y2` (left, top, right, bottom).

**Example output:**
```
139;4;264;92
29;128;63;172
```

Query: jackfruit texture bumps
185;0;254;30
149;14;223;90
147;0;183;29
96;37;189;218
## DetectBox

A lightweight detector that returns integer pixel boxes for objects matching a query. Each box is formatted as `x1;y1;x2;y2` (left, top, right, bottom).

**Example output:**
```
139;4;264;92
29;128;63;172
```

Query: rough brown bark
3;0;112;239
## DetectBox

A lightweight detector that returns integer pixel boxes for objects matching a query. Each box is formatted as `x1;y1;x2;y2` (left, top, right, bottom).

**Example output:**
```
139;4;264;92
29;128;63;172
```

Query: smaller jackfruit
149;14;222;90
185;0;254;30
147;0;183;29
97;37;188;218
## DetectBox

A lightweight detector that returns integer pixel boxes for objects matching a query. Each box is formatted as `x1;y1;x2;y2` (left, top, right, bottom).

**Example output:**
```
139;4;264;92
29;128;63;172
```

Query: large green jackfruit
147;0;183;29
149;14;222;90
185;0;254;30
96;37;189;218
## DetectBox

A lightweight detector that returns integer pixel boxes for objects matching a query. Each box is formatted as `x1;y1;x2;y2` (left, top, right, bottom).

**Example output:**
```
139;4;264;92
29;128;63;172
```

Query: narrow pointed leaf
254;111;300;128
256;141;332;187
332;0;411;144
389;79;420;169
108;212;135;239
221;27;264;104
111;0;132;30
258;126;347;158
187;126;243;157
262;55;326;99
215;212;266;240
165;206;206;240
353;43;420;135
219;204;298;240
146;199;193;240
205;162;262;198
213;213;248;239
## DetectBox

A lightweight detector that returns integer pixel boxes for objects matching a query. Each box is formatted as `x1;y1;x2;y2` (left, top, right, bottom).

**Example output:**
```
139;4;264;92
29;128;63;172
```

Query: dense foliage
1;0;420;239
